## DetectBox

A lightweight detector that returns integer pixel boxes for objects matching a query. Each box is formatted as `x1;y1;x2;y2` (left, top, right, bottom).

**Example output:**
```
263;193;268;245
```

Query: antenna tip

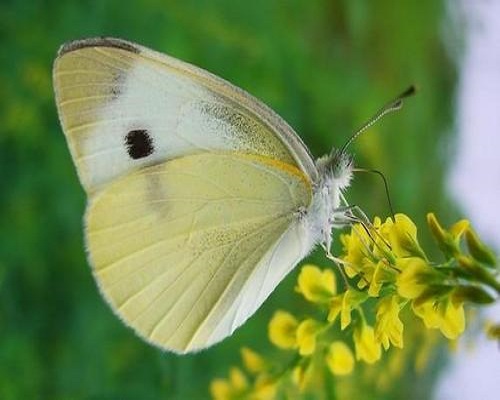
401;85;418;98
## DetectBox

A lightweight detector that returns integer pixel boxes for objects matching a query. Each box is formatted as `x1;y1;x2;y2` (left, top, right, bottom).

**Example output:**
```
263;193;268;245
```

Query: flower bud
452;285;495;305
457;256;500;290
427;213;458;258
486;323;500;341
465;228;497;267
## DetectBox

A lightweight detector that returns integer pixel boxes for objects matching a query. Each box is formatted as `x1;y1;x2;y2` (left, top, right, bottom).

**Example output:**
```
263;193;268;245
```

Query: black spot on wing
58;37;140;56
125;129;154;159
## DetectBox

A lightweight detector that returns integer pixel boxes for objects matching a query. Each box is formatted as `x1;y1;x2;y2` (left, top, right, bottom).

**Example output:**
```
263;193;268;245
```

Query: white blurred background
438;1;500;399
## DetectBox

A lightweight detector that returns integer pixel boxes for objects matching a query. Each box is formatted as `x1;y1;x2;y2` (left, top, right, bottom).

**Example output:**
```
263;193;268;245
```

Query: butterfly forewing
53;38;317;193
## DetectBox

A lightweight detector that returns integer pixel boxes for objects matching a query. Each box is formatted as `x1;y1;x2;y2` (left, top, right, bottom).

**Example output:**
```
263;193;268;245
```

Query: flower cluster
210;214;499;399
210;348;276;400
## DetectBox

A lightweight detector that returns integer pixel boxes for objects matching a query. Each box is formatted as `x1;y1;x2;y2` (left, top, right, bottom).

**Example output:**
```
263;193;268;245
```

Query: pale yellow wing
53;38;317;194
87;152;312;353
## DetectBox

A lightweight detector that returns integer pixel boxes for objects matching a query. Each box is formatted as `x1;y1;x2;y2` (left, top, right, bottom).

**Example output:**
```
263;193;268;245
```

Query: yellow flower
341;225;369;265
396;258;436;299
210;367;248;400
296;264;336;303
326;341;355;376
240;347;265;374
341;221;377;277
368;260;395;297
210;379;231;400
412;296;466;340
375;295;404;350
292;363;313;391
297;319;323;355
328;289;367;330
382;214;425;258
251;375;277;400
353;323;382;364
268;311;298;349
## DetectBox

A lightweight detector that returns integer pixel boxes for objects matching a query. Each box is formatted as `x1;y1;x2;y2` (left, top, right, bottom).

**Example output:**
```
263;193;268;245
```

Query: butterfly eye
125;129;155;159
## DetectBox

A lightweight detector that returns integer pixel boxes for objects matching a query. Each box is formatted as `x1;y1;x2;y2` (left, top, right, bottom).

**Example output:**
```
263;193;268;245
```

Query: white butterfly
53;37;413;353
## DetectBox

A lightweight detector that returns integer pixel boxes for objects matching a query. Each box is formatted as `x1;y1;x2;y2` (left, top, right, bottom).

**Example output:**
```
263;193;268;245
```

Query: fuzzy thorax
302;149;354;252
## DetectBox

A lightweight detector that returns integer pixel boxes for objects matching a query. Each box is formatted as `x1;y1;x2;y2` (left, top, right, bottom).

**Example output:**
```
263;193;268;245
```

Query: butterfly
53;37;413;354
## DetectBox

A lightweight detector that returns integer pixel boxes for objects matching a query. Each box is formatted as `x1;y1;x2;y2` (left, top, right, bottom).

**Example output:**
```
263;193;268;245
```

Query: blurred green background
0;0;459;399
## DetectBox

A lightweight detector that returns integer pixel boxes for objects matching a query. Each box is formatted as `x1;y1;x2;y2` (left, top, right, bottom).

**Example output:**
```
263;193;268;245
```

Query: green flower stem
274;353;302;381
356;307;367;325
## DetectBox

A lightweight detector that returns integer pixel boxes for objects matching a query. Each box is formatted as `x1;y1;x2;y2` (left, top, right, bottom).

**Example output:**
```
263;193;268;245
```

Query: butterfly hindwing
86;152;312;352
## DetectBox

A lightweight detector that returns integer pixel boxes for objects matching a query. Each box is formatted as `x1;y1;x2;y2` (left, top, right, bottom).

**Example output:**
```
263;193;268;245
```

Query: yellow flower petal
268;311;298;349
368;261;395;297
251;376;277;400
412;300;441;329
384;214;424;258
292;363;314;392
328;290;368;330
340;292;353;330
210;368;248;399
326;341;355;376
357;278;369;289
449;219;470;240
296;264;336;303
396;258;435;299
427;212;447;245
353;324;382;364
440;298;465;339
328;295;342;323
375;295;404;350
229;367;248;391
210;379;232;400
297;319;322;356
240;347;265;374
341;224;373;269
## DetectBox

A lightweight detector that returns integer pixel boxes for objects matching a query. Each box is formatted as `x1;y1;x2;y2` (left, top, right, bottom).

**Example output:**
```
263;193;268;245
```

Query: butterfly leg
322;244;351;289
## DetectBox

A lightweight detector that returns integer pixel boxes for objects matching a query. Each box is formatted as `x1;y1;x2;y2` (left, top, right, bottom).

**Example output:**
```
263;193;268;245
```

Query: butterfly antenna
353;168;395;220
339;85;417;155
